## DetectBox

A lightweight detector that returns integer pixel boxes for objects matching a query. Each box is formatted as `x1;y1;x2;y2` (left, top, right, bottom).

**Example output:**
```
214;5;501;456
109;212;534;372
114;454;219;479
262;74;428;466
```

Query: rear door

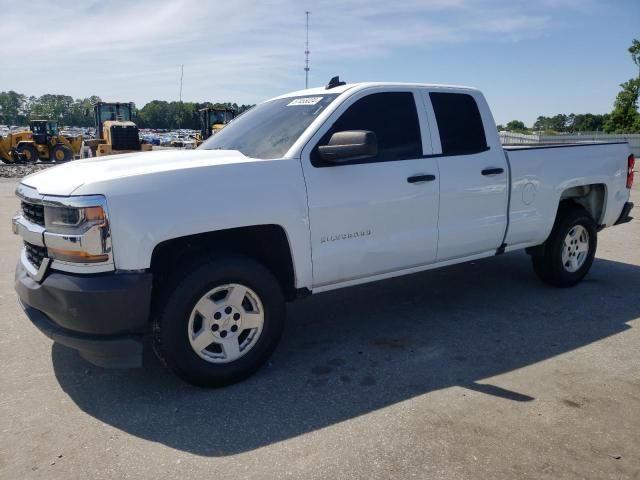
301;88;440;288
422;90;509;261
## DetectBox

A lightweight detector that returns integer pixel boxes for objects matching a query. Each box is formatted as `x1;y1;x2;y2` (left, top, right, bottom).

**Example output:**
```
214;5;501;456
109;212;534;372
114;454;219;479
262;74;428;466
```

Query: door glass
429;92;487;155
313;92;422;166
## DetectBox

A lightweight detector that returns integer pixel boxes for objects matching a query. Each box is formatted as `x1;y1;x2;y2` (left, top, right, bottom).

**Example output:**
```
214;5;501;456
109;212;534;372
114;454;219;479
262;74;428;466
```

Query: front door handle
407;174;436;183
481;167;504;176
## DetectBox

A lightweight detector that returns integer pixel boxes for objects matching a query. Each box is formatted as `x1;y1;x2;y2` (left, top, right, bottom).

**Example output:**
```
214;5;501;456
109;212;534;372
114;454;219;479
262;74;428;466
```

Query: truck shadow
51;252;640;456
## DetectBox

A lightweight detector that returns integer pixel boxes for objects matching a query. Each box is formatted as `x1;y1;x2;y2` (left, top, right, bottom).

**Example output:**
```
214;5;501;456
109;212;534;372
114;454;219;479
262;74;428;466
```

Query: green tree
604;38;640;133
0;91;28;125
505;120;527;132
629;38;640;78
1;90;253;129
604;78;640;133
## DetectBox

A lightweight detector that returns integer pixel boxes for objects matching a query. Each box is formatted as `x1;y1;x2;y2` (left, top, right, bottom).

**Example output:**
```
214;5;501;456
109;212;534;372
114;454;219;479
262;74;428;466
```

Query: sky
0;0;638;125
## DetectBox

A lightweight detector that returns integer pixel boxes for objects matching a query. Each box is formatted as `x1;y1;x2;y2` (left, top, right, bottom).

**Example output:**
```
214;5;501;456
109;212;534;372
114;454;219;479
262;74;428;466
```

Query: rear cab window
428;92;488;156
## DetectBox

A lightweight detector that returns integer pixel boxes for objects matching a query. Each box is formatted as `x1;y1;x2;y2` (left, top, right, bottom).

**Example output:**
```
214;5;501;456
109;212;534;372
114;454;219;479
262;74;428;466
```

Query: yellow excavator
0;121;82;164
84;102;152;157
196;107;236;145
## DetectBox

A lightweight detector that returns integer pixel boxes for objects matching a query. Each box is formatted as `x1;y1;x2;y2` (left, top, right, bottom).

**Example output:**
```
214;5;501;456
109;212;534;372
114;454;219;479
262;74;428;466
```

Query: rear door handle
481;167;504;176
407;174;436;183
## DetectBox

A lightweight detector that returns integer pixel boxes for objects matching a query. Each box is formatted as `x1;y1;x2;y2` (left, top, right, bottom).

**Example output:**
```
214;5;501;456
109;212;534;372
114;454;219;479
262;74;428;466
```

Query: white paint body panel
20;82;632;294
23;150;314;287
504;142;631;247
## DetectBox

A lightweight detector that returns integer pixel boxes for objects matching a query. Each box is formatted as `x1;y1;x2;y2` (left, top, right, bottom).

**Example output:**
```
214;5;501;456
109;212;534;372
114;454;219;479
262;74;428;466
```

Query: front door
301;89;440;288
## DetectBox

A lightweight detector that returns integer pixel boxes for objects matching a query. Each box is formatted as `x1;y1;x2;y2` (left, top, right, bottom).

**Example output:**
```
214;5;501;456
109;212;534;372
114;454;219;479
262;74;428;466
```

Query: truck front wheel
531;204;597;287
153;255;285;387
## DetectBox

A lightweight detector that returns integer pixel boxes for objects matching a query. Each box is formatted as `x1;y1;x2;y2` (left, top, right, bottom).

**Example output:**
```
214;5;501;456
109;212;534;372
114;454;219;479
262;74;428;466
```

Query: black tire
51;144;73;162
531;203;597;287
16;143;39;163
153;255;285;387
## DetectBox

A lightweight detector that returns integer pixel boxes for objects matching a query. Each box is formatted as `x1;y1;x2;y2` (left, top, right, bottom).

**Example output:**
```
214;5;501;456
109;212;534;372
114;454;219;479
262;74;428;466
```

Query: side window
313;92;422;166
429;92;488;156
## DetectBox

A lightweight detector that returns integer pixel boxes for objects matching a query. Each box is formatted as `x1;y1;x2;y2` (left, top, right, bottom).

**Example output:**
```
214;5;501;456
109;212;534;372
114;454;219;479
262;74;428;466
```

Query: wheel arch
559;183;607;225
150;224;300;301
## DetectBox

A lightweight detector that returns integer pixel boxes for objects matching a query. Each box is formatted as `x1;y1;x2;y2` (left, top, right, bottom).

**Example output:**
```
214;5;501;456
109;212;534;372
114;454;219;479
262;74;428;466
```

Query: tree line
501;39;640;134
499;113;609;134
0;91;254;130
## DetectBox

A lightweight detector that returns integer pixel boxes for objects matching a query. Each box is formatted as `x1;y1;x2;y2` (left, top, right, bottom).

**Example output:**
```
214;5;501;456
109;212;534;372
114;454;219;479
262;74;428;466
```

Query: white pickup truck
13;79;635;386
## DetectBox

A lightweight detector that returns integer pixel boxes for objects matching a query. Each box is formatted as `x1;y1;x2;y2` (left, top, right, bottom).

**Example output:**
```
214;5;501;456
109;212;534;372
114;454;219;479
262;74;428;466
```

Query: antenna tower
305;11;311;88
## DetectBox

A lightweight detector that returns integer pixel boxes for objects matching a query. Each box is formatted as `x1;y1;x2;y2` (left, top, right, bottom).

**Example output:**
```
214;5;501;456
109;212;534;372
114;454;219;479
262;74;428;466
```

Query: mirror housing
318;130;378;163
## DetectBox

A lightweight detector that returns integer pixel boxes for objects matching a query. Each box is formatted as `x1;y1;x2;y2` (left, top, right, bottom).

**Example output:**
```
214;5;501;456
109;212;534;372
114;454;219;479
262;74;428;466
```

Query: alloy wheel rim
187;283;264;363
561;225;589;273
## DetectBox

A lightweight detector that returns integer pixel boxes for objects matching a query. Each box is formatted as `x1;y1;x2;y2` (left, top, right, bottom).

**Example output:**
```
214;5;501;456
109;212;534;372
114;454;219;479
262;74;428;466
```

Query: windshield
99;104;131;123
212;111;227;124
200;94;339;159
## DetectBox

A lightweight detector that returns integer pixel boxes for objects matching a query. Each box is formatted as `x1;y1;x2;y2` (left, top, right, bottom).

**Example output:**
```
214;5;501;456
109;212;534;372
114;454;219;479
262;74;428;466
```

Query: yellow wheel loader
84;102;152;157
195;107;236;145
0;129;38;164
0;121;83;164
29;120;83;162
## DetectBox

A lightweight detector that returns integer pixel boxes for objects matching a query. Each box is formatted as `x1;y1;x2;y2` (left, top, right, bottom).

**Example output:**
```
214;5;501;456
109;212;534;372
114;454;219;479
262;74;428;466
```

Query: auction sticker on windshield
287;97;324;106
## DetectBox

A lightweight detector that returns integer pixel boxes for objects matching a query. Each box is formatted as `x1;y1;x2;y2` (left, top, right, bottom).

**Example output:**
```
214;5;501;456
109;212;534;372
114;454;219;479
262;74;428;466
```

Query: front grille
21;201;44;226
24;241;47;269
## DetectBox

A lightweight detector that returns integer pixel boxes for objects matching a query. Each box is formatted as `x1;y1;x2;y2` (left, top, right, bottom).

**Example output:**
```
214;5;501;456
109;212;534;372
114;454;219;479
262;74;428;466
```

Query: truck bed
503;141;631;250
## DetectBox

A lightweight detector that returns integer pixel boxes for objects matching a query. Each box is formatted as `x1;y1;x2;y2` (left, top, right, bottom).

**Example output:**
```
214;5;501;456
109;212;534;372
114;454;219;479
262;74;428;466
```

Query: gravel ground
0;180;638;480
0;163;57;179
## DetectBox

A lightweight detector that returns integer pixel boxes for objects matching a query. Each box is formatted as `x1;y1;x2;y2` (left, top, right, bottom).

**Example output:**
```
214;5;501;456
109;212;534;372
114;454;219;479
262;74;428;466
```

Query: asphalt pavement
1;178;638;479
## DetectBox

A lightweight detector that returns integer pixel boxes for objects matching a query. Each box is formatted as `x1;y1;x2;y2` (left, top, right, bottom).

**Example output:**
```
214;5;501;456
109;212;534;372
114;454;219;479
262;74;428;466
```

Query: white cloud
0;0;573;105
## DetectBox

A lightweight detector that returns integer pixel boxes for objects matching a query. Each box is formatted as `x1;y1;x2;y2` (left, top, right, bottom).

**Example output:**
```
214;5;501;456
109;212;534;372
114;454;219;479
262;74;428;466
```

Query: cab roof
269;82;480;101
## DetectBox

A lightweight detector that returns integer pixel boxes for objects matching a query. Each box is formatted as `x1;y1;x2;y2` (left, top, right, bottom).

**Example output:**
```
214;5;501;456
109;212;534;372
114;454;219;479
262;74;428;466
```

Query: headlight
42;197;112;264
45;205;106;234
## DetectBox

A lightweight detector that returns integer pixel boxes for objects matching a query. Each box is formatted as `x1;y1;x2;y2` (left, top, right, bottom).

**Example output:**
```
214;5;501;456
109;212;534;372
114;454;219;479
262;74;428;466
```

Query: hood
21;149;254;196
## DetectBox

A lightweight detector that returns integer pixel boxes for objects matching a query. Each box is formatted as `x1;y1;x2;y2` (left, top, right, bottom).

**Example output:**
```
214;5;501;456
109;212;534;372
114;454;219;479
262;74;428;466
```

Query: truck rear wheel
531;204;597;287
153;255;285;387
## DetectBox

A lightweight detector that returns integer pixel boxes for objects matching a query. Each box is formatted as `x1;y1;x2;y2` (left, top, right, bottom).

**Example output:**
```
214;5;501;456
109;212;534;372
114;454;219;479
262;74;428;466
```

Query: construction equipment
0;129;37;164
29;120;83;162
85;102;152;157
196;107;236;144
0;121;83;164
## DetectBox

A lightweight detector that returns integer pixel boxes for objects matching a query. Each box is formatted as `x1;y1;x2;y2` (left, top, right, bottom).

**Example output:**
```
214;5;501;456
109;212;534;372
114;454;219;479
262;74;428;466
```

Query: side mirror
318;130;378;163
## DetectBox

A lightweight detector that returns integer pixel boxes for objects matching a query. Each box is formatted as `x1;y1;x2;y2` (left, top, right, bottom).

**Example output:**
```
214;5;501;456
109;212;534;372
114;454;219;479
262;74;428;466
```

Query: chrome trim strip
12;215;45;247
20;248;50;282
44;223;112;257
15;183;43;204
16;183;107;209
41;195;108;209
50;259;115;274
